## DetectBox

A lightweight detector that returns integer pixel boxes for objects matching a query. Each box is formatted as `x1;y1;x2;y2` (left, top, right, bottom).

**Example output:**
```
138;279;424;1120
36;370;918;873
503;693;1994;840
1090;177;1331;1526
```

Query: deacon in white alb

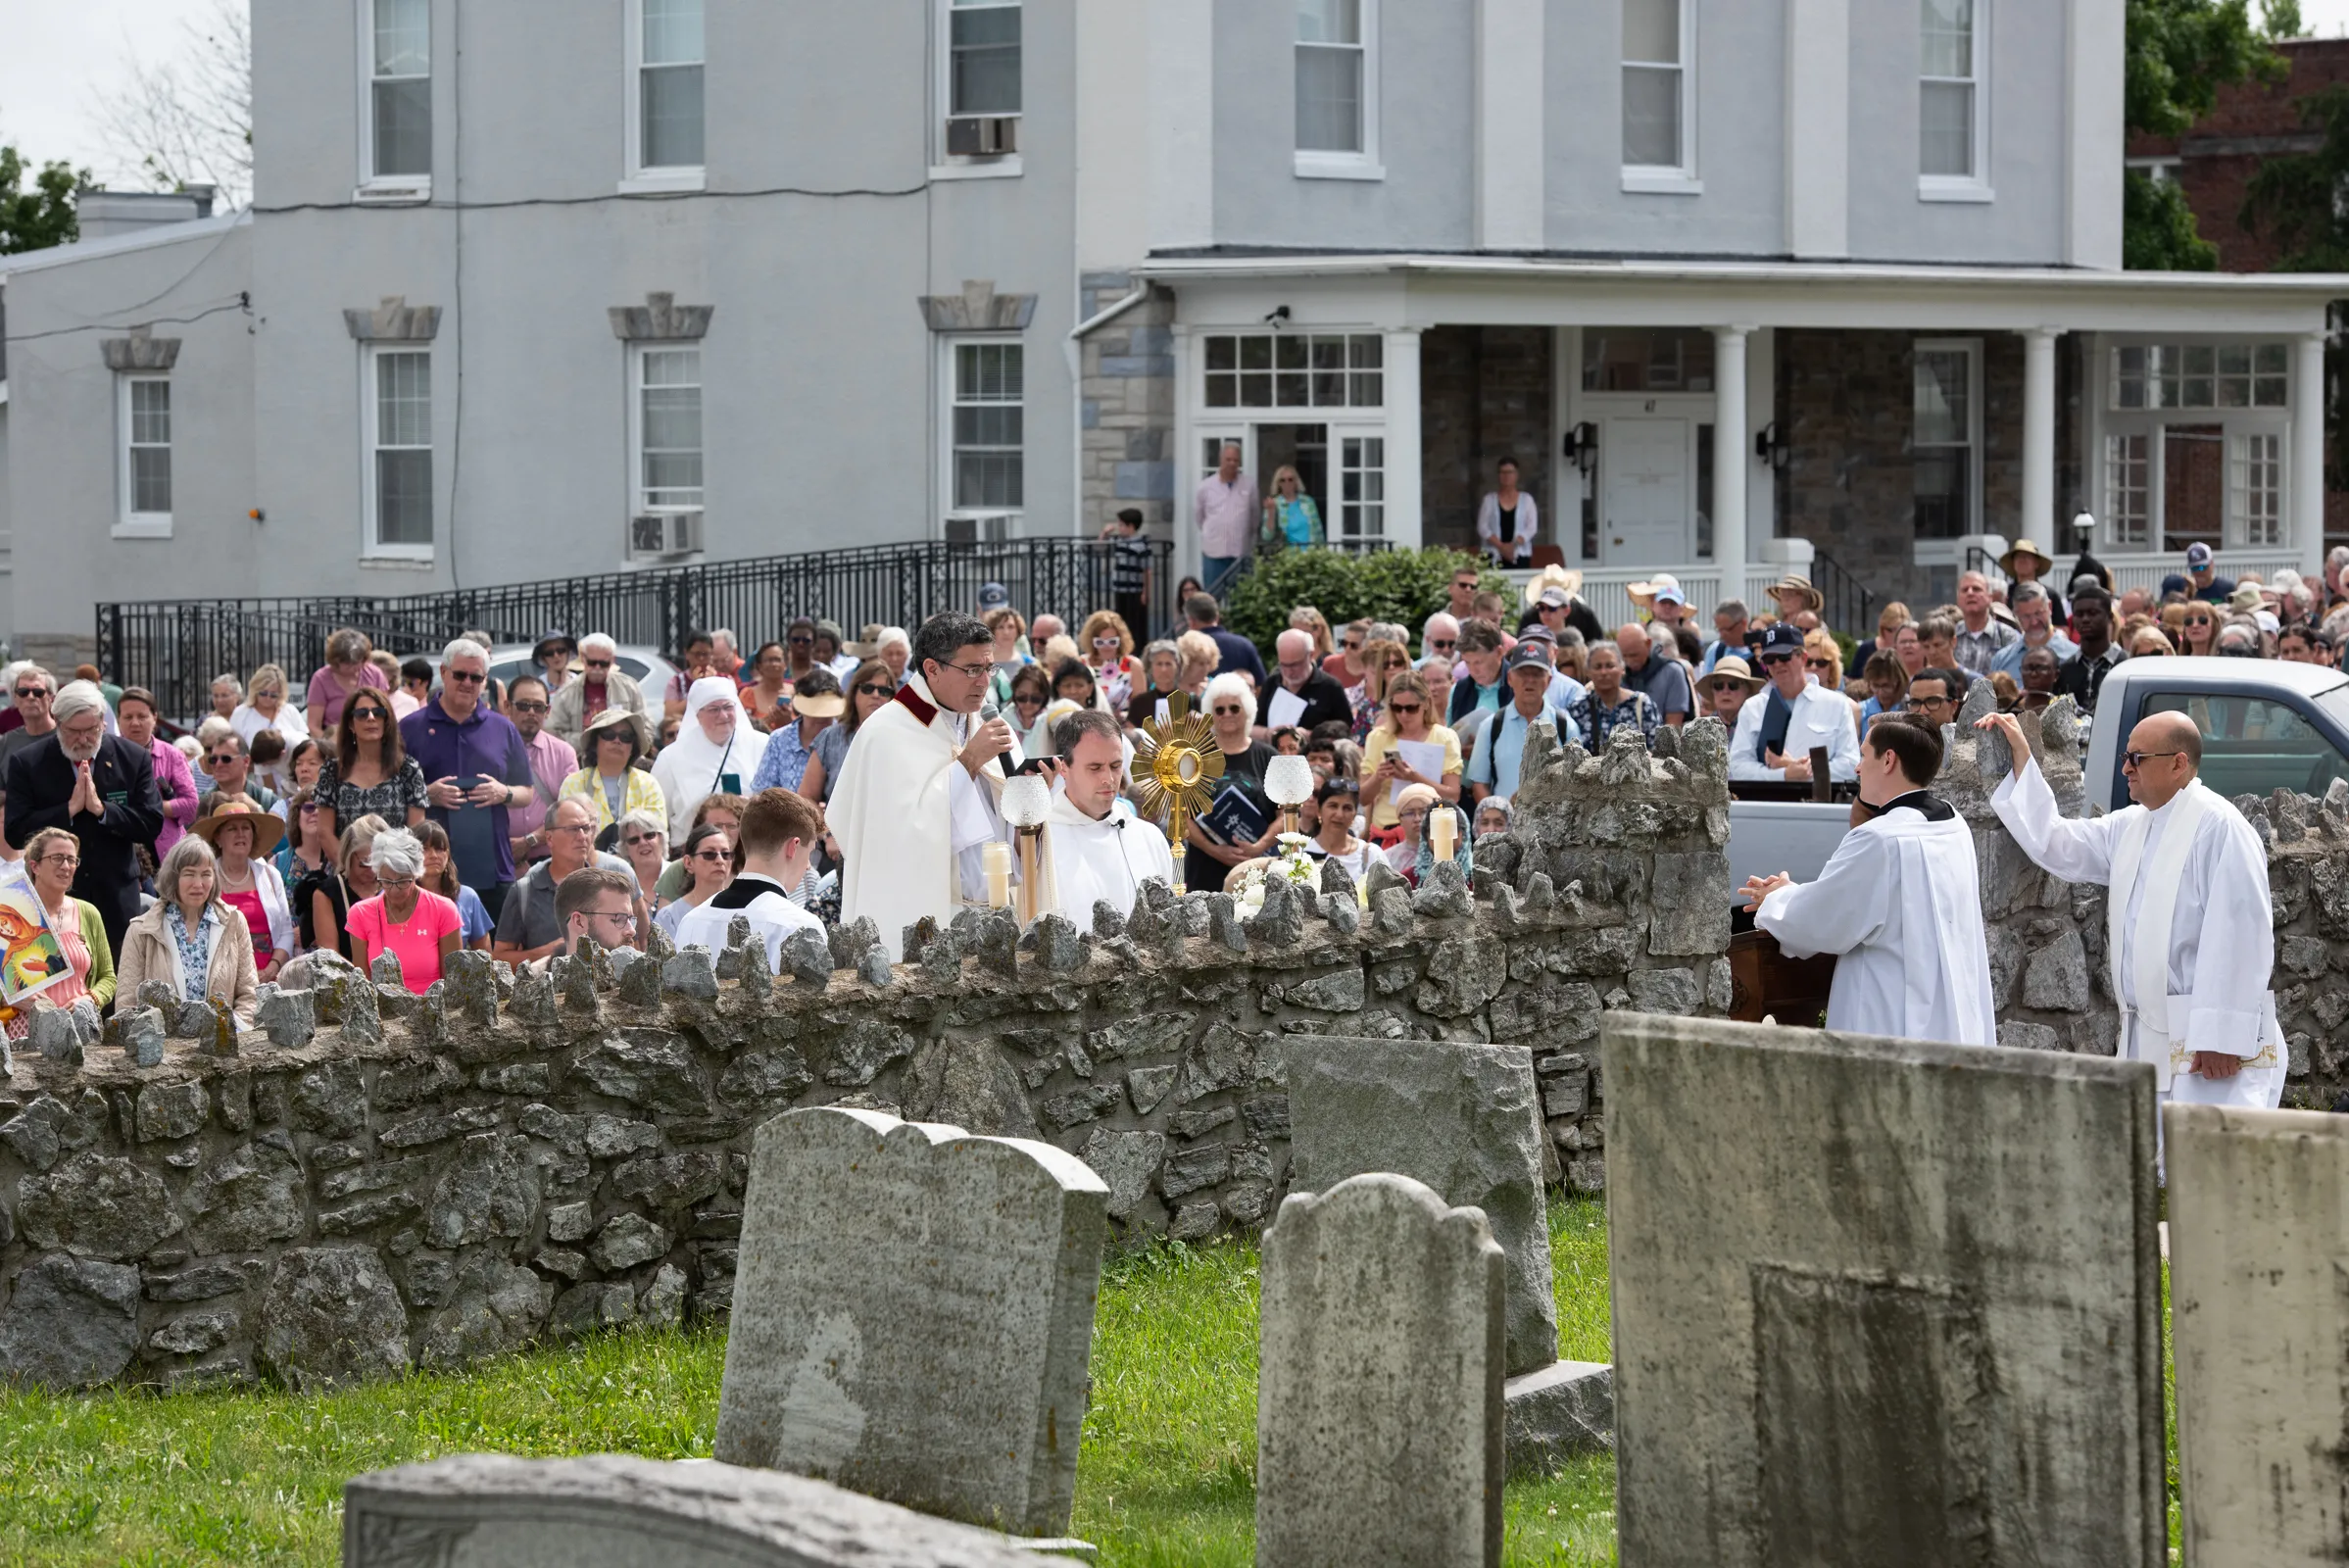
672;787;825;967
829;612;1018;961
1978;709;2282;1108
1742;716;1996;1046
1727;623;1861;786
1032;709;1174;922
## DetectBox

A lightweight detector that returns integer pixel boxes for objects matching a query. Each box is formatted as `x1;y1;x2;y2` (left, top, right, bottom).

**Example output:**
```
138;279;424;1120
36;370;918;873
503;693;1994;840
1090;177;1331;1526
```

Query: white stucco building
2;0;2343;671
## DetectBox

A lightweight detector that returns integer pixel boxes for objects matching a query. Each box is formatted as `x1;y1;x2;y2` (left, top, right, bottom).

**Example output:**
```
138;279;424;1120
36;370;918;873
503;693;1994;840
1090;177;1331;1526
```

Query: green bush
1224;547;1494;656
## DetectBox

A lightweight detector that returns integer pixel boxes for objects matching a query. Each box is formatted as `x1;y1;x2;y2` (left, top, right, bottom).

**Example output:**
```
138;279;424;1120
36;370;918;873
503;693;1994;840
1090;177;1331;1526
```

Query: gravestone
712;1106;1108;1538
2165;1102;2349;1563
1605;1013;2165;1568
341;1452;1052;1567
1255;1173;1504;1568
1285;1035;1555;1375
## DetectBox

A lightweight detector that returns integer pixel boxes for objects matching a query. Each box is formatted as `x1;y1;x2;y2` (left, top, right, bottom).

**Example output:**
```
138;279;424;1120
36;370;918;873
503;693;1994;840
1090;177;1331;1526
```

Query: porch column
2022;327;2058;550
2295;329;2327;581
1712;326;1751;593
1169;323;1199;588
1385;327;1425;551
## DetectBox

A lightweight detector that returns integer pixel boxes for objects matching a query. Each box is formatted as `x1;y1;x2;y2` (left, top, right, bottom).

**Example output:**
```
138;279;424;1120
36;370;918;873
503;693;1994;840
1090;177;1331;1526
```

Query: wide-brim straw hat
842;622;889;659
582;705;653;752
1693;656;1765;699
2227;582;2265;614
1770;573;1824;612
1627;573;1683;611
192;799;286;858
789;689;847;719
1998;539;2055;578
1520;564;1585;608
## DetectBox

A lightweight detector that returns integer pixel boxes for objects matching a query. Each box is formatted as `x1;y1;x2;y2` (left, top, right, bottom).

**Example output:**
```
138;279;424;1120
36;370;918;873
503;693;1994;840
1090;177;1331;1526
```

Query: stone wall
0;723;1727;1391
1951;689;2349;1109
1077;272;1176;551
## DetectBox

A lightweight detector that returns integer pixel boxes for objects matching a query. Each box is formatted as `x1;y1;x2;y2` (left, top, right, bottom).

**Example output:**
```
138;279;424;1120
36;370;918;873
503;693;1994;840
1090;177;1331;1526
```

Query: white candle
1431;808;1457;863
983;841;1012;908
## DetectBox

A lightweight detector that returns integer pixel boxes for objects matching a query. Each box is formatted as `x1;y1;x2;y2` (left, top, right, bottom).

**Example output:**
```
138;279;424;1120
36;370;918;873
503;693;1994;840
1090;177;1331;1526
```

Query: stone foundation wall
1077;272;1176;562
0;724;1727;1391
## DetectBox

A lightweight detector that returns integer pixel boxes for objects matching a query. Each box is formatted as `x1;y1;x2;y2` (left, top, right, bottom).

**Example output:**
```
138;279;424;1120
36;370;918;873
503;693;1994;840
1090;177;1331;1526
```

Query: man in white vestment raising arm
1740;717;1996;1046
1977;709;2282;1108
830;612;1019;961
1033;709;1175;922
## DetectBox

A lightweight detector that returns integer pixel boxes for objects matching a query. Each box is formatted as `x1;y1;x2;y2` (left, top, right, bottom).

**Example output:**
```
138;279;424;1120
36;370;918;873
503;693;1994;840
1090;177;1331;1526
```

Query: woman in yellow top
1360;670;1463;830
557;707;669;837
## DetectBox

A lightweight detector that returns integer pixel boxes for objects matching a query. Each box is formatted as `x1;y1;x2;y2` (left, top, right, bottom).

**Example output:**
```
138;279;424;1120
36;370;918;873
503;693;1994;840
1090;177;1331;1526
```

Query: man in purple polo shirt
401;637;535;918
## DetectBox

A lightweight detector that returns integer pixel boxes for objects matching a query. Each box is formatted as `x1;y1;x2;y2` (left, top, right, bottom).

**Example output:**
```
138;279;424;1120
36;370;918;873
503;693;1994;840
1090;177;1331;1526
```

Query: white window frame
2229;431;2283;549
622;0;708;193
940;335;1026;540
356;0;432;203
1910;337;1983;552
932;0;1025;181
1294;0;1383;182
1918;0;1990;202
116;373;173;540
2095;335;2296;554
628;342;706;517
1621;0;1699;195
361;345;435;562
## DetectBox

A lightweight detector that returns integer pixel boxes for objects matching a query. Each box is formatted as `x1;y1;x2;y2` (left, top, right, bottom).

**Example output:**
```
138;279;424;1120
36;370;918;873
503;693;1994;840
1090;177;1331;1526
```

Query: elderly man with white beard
3;679;163;956
1033;709;1174;921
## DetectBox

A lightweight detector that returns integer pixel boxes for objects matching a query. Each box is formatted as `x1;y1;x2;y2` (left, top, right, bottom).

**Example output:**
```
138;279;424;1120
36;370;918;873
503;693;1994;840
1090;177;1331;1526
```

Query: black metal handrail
1807;549;1877;638
98;536;1176;724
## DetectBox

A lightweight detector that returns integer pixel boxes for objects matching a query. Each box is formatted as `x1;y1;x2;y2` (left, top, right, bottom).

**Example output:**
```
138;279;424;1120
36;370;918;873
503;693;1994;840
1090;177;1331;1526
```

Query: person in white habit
1727;623;1860;786
1740;716;1997;1046
1977;708;2283;1109
829;612;1022;962
651;677;768;842
1031;709;1174;921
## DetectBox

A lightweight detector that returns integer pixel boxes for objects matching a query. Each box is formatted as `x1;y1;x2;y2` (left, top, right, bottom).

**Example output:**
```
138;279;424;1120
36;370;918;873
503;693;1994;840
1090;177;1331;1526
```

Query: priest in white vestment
1741;715;1996;1046
830;613;1018;961
1031;709;1175;921
1978;709;2282;1109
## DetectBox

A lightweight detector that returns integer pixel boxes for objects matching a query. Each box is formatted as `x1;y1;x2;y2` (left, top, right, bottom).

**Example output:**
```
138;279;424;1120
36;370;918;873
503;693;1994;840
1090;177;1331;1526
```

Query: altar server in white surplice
830;613;1016;962
1032;708;1175;923
1741;716;1997;1046
1978;709;2282;1109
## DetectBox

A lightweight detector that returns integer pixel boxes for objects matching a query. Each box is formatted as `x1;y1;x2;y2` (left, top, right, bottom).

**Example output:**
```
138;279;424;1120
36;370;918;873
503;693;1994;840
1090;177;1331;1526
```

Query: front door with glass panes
2099;340;2291;557
1198;328;1388;554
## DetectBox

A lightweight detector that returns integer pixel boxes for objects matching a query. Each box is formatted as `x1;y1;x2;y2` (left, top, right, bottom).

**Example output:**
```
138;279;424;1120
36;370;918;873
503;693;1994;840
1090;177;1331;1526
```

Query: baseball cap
1537;586;1570;610
1504;642;1554;673
2256;609;2281;636
2186;542;2214;569
1652;584;1688;609
1756;623;1806;662
977;581;1011;612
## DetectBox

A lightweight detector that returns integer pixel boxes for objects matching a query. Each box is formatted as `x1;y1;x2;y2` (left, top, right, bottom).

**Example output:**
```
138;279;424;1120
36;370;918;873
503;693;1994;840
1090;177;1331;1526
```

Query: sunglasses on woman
856;683;893;698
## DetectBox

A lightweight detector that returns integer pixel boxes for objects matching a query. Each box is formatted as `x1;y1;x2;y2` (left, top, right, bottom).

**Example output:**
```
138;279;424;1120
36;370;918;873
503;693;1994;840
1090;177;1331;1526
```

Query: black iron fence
98;536;1176;723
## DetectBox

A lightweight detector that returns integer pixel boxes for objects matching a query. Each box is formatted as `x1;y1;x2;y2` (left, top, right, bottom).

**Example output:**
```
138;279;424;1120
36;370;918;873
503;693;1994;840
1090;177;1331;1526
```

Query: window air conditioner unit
944;513;1016;545
631;510;704;559
946;115;1018;158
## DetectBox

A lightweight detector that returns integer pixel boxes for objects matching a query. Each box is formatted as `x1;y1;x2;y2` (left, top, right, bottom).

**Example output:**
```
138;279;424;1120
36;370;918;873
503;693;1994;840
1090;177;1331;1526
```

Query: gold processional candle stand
1131;692;1223;899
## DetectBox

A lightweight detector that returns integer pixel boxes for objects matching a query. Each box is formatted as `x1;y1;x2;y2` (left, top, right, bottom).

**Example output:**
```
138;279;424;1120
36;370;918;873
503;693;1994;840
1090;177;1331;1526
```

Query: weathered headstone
1605;1012;2165;1568
1255;1173;1504;1568
342;1453;1053;1567
2166;1102;2349;1563
1285;1035;1555;1375
712;1106;1108;1538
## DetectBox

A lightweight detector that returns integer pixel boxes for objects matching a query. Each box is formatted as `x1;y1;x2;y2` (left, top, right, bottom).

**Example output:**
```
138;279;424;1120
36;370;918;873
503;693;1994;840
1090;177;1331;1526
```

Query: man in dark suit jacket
5;680;163;959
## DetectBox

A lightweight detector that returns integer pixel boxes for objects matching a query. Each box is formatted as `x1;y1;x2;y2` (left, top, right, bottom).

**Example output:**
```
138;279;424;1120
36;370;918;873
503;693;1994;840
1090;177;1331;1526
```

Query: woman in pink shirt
307;628;392;734
119;686;201;858
343;827;462;993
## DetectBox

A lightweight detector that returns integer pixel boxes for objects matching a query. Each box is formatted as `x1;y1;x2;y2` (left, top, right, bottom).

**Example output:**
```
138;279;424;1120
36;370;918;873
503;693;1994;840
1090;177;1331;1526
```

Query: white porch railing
2095;549;2306;599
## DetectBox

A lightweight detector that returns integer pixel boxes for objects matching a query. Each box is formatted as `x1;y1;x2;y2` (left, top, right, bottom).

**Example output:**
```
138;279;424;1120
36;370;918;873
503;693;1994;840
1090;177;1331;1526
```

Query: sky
12;0;2349;188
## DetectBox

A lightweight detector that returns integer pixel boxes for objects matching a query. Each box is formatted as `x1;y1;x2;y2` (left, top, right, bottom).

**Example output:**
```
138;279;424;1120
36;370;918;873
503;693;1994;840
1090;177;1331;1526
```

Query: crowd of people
0;529;2332;1065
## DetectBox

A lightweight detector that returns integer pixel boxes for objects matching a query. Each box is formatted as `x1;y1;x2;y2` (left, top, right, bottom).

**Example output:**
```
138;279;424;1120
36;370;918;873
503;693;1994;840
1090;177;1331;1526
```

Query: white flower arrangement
1233;833;1321;916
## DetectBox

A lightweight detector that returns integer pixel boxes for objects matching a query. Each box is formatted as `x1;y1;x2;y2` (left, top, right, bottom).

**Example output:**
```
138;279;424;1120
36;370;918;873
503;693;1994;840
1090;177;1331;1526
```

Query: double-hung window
945;340;1023;540
1913;340;1981;541
366;348;433;557
628;0;705;183
118;376;172;538
938;0;1020;167
634;346;705;513
1296;0;1379;178
364;0;430;191
1920;0;1987;197
1622;0;1694;190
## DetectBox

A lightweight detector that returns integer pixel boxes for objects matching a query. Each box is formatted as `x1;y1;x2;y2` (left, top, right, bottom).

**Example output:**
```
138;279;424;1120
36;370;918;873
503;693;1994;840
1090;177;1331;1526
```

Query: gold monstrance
1130;691;1223;897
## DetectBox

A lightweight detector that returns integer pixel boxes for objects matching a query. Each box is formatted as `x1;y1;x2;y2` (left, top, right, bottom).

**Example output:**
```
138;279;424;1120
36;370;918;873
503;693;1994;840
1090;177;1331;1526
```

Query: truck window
2139;691;2349;799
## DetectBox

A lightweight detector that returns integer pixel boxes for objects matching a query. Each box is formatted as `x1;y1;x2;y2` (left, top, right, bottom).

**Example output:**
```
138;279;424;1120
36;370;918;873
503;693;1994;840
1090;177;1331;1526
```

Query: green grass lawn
0;1200;1620;1567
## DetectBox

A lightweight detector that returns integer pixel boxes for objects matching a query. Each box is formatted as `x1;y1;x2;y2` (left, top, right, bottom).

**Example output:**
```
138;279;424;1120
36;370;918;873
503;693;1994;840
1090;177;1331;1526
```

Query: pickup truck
1724;657;2349;894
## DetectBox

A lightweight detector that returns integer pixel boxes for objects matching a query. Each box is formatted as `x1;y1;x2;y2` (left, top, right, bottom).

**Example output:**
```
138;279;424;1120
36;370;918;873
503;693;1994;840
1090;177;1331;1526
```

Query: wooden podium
1726;929;1836;1028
